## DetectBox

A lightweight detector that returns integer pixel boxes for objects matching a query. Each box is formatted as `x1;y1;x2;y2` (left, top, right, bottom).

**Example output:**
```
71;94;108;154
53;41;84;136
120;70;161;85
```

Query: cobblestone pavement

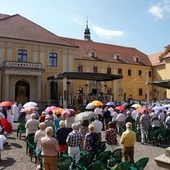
0;122;169;170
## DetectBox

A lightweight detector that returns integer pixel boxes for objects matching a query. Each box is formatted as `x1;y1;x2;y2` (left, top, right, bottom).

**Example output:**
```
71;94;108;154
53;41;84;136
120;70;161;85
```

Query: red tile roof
148;51;165;66
0;13;78;48
62;37;152;66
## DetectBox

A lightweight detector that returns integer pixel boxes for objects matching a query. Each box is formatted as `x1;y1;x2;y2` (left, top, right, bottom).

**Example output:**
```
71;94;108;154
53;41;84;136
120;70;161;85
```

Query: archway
15;80;30;104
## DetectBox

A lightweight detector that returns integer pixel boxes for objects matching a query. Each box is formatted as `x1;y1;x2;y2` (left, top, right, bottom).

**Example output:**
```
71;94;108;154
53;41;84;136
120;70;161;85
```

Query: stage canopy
47;72;123;82
148;79;170;89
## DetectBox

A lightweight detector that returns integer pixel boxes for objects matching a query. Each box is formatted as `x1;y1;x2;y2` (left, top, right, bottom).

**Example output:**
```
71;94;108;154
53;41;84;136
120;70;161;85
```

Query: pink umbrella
115;106;126;111
20;106;39;113
45;106;58;113
62;109;75;117
135;107;149;114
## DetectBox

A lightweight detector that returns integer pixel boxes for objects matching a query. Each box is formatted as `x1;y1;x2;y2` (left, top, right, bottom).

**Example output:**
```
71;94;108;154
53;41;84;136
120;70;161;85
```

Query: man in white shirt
94;106;103;121
91;115;103;143
12;102;19;122
116;111;125;135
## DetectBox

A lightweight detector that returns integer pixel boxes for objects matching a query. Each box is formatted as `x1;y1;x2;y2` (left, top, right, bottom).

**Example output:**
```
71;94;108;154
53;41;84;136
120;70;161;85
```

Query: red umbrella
1;118;12;133
0;101;13;107
135;107;149;114
115;106;126;111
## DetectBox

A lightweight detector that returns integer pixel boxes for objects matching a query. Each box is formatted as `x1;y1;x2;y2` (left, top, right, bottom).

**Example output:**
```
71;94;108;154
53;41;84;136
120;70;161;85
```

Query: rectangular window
139;88;143;96
138;70;142;76
18;49;27;62
77;65;83;72
49;52;58;66
93;66;98;73
107;67;111;74
128;69;131;76
149;71;152;77
118;68;122;75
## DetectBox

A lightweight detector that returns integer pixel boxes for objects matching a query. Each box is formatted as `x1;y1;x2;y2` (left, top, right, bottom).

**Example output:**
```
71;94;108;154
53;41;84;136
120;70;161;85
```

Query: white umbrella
75;111;95;122
23;101;38;108
85;103;96;110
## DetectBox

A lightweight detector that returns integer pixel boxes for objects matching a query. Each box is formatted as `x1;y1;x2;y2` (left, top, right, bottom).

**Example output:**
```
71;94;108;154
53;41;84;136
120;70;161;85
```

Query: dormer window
114;53;121;60
89;51;96;58
133;56;140;62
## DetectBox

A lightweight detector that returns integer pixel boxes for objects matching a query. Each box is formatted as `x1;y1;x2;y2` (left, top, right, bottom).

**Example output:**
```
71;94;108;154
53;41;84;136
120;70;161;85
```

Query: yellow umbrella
131;104;142;108
91;100;103;107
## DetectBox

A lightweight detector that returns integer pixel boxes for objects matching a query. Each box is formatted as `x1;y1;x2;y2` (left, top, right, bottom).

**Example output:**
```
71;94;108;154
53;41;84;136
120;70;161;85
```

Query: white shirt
0;112;5;119
116;113;125;122
91;120;103;133
34;129;46;150
158;112;165;123
94;107;103;116
111;111;118;121
0;135;6;150
131;110;137;120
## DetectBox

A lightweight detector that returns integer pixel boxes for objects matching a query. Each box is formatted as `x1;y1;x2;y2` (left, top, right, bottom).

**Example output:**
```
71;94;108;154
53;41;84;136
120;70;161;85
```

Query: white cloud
148;0;170;19
92;26;124;39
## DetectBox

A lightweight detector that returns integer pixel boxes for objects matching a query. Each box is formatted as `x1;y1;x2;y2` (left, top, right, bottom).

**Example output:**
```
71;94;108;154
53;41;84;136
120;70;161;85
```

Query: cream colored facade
0;38;75;108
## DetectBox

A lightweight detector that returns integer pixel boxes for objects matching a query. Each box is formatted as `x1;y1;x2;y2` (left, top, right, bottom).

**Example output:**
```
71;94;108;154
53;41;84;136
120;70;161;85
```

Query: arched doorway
15;80;30;103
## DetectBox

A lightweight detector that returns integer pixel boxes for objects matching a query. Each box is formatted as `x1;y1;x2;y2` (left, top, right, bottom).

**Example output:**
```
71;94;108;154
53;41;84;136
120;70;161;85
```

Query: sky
0;0;170;55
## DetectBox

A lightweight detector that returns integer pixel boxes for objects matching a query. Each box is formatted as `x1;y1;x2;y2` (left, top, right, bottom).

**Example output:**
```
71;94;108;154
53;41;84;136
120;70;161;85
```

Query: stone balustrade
2;61;42;69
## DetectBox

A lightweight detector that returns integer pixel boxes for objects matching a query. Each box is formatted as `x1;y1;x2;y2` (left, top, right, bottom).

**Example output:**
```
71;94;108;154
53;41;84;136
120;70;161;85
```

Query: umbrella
45;106;58;113
0;101;13;107
20;106;39;113
91;100;103;107
53;107;63;115
131;104;142;108
151;106;165;111
86;103;96;110
62;109;75;117
1;118;12;133
75;111;95;122
23;101;37;108
135;107;149;114
115;106;126;111
106;101;116;106
163;104;170;108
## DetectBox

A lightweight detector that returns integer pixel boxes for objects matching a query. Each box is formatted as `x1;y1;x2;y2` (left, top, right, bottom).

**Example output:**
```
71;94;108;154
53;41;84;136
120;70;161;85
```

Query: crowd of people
1;100;170;169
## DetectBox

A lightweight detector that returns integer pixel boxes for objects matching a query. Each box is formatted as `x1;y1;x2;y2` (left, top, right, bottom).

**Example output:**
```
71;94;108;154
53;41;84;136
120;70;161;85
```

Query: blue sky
0;0;170;54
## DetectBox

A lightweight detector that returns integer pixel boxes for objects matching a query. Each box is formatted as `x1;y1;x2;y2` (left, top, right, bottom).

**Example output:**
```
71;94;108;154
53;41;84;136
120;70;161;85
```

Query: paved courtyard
0;121;169;170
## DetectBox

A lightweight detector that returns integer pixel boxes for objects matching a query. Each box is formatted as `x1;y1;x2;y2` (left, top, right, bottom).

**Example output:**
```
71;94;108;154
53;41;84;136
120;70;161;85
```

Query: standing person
6;106;14;129
66;123;83;162
39;111;46;123
103;106;111;130
18;102;23;118
105;121;118;152
124;111;133;124
116;111;125;135
165;111;170;128
140;110;150;145
84;124;99;155
44;115;54;128
34;122;46;169
41;127;59;170
150;113;160;132
120;122;136;164
91;115;103;144
25;113;39;139
12;102;19;122
94;106;103;121
56;121;69;157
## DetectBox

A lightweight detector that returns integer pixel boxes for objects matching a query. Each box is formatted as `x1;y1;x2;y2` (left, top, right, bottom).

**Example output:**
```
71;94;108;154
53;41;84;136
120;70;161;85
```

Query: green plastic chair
74;153;94;169
149;129;160;146
17;122;26;139
85;162;107;170
129;157;149;170
58;156;74;170
108;161;131;170
111;148;122;164
159;128;168;145
95;150;111;164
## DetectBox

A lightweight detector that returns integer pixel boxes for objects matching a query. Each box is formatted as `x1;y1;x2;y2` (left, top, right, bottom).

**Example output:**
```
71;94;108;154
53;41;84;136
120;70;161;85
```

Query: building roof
148;79;170;89
47;72;123;82
0;13;78;48
148;51;165;66
62;37;152;66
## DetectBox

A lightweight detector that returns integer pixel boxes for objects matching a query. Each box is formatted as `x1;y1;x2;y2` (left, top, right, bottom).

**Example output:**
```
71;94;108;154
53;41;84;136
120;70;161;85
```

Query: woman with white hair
55;120;69;157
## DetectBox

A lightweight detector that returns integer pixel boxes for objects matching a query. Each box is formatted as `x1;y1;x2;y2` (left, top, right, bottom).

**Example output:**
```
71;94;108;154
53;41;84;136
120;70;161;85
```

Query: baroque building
0;13;157;108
